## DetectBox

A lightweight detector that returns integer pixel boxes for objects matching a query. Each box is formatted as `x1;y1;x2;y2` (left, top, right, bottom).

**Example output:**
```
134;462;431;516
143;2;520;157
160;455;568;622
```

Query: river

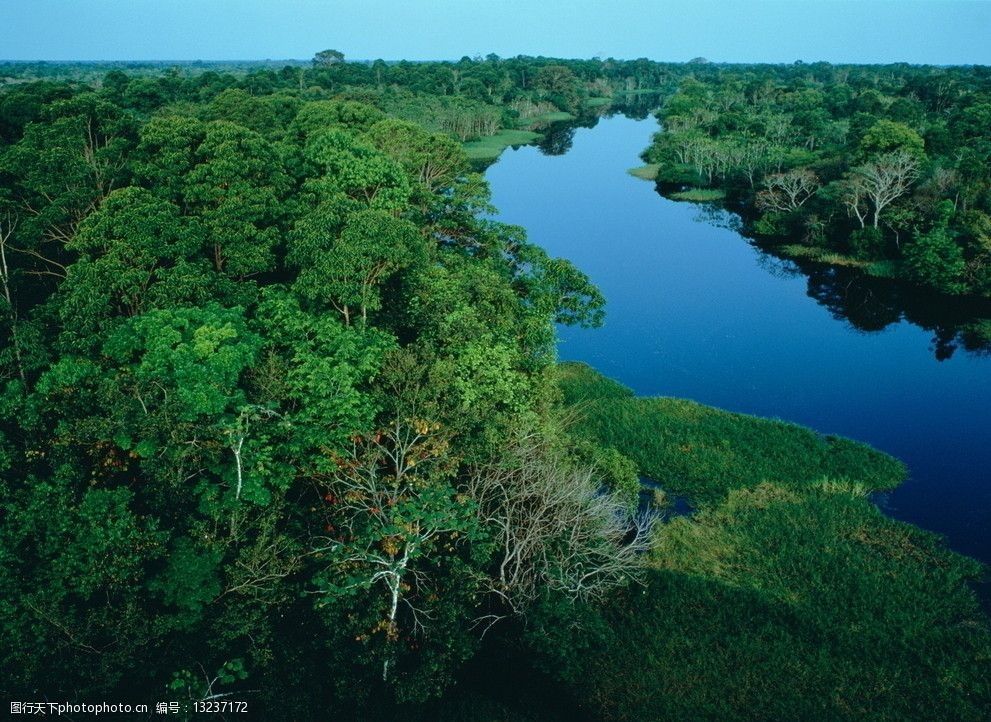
485;113;991;565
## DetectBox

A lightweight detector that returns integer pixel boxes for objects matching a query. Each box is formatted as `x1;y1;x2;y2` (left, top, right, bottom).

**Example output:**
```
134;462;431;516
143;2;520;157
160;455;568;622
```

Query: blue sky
3;0;989;64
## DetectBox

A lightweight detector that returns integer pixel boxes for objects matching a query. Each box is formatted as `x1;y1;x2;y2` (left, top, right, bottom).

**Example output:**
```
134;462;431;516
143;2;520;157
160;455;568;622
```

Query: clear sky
2;0;989;65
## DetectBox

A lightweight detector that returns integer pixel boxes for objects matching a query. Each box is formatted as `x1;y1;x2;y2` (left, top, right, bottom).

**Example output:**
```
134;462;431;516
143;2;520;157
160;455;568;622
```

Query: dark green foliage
643;63;991;298
0;60;608;716
904;201;968;293
849;226;886;260
543;364;990;721
1;55;988;722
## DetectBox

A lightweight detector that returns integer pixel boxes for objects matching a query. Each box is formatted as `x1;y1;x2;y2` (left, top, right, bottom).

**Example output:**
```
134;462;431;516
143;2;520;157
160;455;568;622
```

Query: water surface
486;114;991;564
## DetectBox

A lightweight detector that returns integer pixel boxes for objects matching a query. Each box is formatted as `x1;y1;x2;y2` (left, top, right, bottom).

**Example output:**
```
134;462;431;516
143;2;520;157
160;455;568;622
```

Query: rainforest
1;47;990;721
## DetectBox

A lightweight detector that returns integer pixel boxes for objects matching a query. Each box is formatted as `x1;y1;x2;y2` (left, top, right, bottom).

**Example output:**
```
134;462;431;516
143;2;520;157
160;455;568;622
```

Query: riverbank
485;112;991;565
412;363;991;720
464;98;616;164
542;362;991;720
557;362;906;504
463;128;543;162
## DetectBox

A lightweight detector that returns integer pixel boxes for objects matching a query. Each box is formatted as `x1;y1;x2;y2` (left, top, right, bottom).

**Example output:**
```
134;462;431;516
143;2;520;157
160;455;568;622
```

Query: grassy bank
463;128;542;162
536;363;991;720
669;187;727;202
778;243;902;279
627;163;660;181
518;110;575;126
557;362;904;505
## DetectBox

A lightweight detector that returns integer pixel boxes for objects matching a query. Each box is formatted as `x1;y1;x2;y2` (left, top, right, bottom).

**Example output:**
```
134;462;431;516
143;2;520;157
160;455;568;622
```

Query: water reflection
668;195;991;360
531;92;666;157
785;253;991;360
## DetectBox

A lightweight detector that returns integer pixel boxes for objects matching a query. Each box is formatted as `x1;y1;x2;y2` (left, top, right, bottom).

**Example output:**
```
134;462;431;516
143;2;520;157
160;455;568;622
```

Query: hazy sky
3;0;989;65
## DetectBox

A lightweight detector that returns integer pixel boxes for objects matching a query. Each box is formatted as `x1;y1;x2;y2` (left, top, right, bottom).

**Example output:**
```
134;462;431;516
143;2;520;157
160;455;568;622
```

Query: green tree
904;201;968;294
290;207;423;325
367;118;469;193
313;49;345;67
184;121;290;276
858;119;926;161
58;186;212;339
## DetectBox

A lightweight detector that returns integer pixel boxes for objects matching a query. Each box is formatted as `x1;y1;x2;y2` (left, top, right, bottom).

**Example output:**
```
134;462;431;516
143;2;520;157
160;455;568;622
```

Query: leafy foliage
0;53;987;722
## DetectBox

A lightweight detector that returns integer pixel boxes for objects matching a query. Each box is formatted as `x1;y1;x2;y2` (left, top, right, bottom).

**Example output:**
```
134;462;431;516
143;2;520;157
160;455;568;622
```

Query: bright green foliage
130;114;207;199
304;128;412;210
254;290;391;459
858;119;926;160
367;118;469;192
104;304;261;423
208;88;280;135
184;121;290;275
291;99;386;138
59;187;212;337
290;206;424;324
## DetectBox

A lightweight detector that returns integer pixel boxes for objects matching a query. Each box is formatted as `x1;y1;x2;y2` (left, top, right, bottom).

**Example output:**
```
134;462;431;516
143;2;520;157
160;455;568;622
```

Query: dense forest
1;54;989;720
641;62;991;299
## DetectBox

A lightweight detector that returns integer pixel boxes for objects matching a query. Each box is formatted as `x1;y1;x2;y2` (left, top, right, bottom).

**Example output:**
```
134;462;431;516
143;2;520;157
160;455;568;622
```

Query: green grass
557;362;905;506
533;489;991;721
779;244;870;267
627;164;660;181
463;129;542;161
778;246;904;280
520;111;574;125
540;362;991;721
669;187;727;202
865;259;901;278
586;97;613;107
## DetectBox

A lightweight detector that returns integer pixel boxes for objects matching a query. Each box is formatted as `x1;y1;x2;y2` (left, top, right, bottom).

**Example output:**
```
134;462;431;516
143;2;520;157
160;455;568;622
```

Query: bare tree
466;432;654;614
756;169;820;213
840;175;870;229
851;150;920;228
225;405;282;500
733;139;772;188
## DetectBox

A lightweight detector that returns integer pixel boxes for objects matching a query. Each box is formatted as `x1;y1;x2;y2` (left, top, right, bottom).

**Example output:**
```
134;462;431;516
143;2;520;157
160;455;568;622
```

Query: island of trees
0;52;988;720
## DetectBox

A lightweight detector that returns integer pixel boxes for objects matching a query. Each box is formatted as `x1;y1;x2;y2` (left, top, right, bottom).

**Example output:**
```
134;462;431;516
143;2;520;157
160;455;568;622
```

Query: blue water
485;114;991;565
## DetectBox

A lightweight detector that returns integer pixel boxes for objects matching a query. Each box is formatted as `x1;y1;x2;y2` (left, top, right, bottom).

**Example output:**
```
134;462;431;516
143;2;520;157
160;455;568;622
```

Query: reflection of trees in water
645;154;991;360
661;181;991;359
789;258;991;360
536;114;600;156
804;266;903;333
692;204;743;233
534;93;665;156
609;92;663;120
753;252;805;281
537;122;580;155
